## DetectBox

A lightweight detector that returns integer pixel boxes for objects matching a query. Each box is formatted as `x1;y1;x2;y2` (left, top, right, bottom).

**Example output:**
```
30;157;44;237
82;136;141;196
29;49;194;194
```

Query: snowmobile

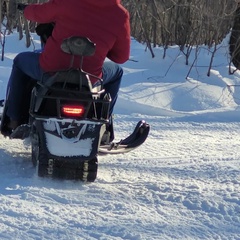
0;36;150;182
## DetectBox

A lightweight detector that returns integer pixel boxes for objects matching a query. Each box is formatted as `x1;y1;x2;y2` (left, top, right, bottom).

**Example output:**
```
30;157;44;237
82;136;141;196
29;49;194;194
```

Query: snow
0;33;240;240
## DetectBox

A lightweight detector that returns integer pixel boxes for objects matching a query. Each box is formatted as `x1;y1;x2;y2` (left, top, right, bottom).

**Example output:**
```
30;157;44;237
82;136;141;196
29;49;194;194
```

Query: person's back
24;0;130;80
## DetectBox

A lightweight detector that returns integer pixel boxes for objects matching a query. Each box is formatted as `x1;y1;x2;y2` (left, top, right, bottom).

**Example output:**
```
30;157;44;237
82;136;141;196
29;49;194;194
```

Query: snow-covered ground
0;33;240;240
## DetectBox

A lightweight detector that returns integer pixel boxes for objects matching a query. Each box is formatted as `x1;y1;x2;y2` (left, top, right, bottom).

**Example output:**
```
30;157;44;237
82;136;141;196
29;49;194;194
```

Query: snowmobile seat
33;69;93;114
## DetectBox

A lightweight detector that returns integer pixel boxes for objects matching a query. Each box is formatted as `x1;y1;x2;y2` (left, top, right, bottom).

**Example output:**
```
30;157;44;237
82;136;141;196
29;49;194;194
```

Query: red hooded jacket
24;0;130;80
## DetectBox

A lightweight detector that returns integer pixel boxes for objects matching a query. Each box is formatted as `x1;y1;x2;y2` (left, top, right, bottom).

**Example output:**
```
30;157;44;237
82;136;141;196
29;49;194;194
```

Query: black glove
35;23;55;37
17;3;28;11
35;23;55;44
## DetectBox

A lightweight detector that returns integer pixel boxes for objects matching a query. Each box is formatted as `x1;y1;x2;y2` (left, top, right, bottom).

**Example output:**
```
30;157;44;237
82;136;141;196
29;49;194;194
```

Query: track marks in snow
0;118;239;239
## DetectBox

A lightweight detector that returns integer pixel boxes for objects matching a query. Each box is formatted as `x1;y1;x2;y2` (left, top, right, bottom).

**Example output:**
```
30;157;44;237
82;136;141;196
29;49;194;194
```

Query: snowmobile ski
98;120;150;154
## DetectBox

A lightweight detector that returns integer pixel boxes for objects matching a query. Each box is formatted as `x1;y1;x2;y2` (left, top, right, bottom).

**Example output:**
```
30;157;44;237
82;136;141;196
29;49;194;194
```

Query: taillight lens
61;105;85;117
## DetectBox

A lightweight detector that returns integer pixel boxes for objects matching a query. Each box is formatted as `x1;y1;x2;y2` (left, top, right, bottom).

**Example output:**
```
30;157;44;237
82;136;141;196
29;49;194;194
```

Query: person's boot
10;124;31;139
100;115;114;145
8;120;19;130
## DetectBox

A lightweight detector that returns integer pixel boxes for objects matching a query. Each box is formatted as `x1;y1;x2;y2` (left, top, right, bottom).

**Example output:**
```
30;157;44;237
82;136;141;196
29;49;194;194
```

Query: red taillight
61;105;85;117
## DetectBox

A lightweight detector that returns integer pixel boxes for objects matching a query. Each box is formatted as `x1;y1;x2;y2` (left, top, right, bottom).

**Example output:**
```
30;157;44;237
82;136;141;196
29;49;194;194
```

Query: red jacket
24;0;130;80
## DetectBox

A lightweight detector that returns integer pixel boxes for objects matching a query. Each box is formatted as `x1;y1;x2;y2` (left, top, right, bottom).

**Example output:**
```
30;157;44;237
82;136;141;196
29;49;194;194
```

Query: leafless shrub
0;0;239;74
122;0;237;56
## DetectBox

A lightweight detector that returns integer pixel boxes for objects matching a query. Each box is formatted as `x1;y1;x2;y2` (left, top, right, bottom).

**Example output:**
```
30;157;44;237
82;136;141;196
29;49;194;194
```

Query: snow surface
0;33;240;240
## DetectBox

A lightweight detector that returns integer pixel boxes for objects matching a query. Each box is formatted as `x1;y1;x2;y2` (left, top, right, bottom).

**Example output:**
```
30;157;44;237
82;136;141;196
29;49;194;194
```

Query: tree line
0;0;239;59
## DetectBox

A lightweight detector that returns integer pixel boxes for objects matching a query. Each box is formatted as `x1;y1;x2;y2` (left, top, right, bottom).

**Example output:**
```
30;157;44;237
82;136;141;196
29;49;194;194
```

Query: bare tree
122;0;237;54
0;0;239;73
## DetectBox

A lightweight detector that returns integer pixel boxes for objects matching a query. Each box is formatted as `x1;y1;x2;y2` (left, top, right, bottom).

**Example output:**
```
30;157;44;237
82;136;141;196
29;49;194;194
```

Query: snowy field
0;33;240;240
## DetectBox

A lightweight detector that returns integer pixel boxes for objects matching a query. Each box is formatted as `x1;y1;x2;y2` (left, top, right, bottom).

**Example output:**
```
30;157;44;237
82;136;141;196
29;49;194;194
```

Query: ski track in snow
0;33;240;239
0;116;239;240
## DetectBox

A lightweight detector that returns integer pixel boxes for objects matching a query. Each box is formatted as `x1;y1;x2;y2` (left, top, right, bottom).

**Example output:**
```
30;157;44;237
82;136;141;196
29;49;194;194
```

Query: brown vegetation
0;0;239;65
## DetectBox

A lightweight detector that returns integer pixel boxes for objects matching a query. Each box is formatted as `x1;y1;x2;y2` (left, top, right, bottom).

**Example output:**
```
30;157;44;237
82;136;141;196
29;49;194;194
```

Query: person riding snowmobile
4;0;130;138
